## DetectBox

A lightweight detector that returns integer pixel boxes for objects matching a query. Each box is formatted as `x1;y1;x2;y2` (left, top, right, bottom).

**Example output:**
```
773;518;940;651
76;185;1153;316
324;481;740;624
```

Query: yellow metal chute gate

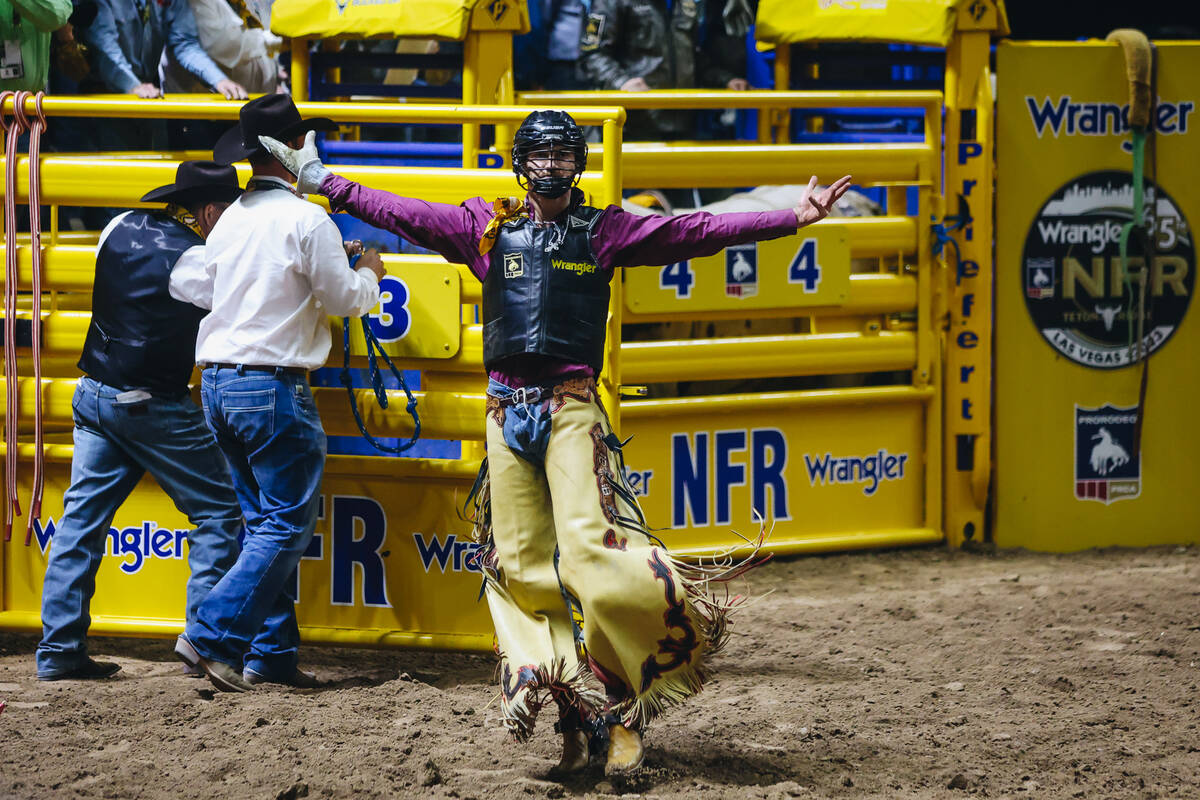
514;88;946;556
517;0;1009;552
280;0;527;170
0;98;622;651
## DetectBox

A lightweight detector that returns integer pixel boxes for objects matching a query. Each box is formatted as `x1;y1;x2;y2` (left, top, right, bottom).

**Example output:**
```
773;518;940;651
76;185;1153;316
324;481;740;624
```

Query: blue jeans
186;366;326;680
487;378;553;465
36;377;244;677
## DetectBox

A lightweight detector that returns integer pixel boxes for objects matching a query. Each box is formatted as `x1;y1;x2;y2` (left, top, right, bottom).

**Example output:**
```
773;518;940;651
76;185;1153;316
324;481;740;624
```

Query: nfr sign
670;428;789;528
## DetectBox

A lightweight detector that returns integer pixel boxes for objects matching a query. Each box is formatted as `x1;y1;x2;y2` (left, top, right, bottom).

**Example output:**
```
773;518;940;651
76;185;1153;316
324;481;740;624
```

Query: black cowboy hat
140;160;243;205
213;94;337;165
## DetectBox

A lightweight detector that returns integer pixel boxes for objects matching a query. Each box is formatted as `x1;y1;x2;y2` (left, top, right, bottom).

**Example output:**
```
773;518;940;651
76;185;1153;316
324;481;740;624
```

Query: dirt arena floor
1;544;1197;799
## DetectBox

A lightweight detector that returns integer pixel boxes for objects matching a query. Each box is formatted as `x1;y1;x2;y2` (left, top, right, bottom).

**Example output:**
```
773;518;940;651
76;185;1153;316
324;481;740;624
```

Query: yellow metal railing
0;95;625;648
517;86;946;545
0;0;1020;645
519;89;943;144
0;95;627;453
0;96;626;209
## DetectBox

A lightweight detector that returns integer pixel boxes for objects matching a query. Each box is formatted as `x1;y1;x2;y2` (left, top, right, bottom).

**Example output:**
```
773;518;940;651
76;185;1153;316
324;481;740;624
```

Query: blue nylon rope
932;195;973;284
340;254;421;454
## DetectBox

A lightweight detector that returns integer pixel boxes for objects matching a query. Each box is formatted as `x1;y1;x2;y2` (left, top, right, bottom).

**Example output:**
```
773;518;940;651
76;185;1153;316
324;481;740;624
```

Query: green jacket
0;0;72;92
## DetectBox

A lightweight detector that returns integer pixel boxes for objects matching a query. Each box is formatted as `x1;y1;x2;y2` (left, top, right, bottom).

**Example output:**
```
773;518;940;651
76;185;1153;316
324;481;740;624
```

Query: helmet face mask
513;111;588;199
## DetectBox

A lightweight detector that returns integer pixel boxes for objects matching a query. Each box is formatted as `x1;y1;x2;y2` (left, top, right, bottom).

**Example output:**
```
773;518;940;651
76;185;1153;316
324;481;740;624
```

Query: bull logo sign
1074;404;1141;504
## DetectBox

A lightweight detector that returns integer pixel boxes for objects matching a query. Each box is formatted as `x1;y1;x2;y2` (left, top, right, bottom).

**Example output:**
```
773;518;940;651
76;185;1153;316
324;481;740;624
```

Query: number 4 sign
787;239;821;292
625;230;848;314
660;260;695;298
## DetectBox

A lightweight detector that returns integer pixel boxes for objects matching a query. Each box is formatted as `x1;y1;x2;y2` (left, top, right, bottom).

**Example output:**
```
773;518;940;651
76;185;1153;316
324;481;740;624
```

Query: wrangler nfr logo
1022;170;1195;369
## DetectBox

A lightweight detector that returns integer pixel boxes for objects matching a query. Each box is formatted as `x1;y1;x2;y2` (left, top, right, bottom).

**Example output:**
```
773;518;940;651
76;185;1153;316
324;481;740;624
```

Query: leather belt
493;385;545;408
492;376;595;408
201;363;309;377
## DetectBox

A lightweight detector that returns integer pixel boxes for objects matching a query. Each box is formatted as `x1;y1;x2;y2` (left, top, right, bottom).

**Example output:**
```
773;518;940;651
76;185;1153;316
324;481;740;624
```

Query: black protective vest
77;211;207;397
482;205;610;372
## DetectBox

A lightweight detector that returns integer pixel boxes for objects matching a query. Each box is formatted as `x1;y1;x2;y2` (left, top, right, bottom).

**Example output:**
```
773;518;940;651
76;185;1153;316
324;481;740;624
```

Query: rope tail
1107;28;1155;453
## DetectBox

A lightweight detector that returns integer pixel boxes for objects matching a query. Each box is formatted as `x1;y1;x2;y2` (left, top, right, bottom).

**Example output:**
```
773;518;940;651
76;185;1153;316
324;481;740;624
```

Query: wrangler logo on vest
552;258;596;275
503;251;524;278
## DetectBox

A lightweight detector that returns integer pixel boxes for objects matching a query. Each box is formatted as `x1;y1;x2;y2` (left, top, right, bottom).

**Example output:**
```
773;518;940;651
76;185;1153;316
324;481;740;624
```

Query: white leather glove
258;130;331;195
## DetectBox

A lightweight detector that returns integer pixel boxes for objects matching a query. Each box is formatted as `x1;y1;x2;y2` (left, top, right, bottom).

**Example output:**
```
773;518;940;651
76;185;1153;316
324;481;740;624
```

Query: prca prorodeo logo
724;244;757;298
1023;170;1194;368
1074;404;1140;504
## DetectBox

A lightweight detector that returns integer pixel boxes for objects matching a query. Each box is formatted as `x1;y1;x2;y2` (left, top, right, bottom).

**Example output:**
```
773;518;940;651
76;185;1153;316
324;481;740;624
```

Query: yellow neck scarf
165;203;204;238
478;196;528;255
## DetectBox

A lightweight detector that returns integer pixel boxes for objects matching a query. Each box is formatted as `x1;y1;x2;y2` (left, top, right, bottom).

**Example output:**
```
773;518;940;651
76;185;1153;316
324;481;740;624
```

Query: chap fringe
614;514;771;730
495;656;608;742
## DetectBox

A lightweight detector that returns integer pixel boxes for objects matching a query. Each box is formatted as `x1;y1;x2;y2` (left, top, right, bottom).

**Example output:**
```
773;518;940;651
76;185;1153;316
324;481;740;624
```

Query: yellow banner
755;0;1008;47
621;393;927;551
270;0;529;40
994;42;1200;551
2;389;932;644
624;229;849;314
3;463;495;649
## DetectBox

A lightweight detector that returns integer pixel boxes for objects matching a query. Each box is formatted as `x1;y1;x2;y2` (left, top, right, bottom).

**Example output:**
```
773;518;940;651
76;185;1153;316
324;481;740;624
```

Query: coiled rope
339;254;420;454
19;92;47;544
1;90;29;541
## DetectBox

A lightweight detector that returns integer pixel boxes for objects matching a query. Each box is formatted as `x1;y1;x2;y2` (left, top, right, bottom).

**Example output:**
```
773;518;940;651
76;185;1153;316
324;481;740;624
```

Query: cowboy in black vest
260;110;851;776
36;161;247;682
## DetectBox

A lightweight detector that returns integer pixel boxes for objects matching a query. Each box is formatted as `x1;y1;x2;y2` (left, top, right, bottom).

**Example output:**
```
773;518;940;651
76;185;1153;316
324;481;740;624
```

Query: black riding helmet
512;110;588;199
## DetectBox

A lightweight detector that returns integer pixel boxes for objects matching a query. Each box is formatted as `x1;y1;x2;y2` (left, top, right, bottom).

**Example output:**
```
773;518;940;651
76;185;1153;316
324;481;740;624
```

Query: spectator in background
82;0;246;99
515;0;587;91
48;2;97;92
0;0;72;92
579;0;752;140
161;0;283;96
160;0;282;148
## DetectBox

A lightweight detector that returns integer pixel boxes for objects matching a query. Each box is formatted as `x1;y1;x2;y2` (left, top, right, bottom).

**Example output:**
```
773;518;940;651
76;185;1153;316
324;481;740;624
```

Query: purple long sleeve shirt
322;174;799;384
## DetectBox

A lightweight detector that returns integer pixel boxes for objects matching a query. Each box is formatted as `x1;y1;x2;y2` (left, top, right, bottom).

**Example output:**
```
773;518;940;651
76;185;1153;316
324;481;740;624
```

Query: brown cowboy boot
553;728;591;775
604;723;645;775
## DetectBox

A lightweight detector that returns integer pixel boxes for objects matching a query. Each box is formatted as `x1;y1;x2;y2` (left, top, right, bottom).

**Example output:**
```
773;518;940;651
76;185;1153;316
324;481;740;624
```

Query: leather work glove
258;130;331;195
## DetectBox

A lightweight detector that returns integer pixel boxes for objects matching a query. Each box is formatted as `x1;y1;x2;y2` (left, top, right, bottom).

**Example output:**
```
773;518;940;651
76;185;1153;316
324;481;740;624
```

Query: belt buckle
511;386;541;406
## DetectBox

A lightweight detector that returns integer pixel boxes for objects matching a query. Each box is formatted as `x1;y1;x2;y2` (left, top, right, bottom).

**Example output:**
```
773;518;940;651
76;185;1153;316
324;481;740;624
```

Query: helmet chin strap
530;179;571;199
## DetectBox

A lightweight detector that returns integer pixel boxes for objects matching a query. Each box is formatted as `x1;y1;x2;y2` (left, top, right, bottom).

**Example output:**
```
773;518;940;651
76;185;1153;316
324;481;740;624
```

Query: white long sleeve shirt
160;0;280;93
181;177;381;370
